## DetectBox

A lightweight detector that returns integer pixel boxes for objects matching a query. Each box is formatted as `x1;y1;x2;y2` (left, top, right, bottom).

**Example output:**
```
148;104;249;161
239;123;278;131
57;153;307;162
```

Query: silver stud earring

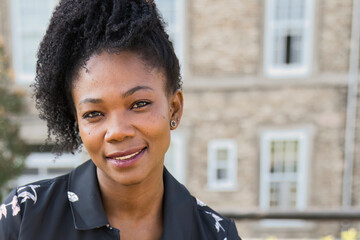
170;120;176;129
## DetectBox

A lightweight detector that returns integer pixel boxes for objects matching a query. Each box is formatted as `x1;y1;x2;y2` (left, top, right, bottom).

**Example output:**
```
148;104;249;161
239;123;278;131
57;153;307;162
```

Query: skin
71;51;183;240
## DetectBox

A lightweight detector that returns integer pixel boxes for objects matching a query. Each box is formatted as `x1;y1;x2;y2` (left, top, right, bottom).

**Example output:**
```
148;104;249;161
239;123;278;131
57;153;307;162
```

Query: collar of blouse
68;160;194;239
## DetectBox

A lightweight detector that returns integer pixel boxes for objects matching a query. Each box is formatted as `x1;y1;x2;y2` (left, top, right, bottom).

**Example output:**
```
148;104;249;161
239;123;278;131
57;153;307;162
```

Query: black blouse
0;160;241;239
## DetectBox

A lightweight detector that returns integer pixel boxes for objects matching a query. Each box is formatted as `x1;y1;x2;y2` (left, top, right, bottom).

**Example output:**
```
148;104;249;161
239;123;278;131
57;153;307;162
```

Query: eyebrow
121;86;153;98
78;86;153;106
78;98;103;106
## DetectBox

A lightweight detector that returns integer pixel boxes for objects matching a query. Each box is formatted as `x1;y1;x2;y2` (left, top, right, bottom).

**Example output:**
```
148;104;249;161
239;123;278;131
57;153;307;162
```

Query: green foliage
0;39;28;200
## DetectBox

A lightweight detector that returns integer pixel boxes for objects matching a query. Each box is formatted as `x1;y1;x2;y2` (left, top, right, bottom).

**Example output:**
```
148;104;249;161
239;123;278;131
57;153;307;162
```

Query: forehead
72;51;167;93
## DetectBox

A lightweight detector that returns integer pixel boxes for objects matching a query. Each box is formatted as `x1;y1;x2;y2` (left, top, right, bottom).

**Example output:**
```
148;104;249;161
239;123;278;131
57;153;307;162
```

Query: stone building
0;0;359;238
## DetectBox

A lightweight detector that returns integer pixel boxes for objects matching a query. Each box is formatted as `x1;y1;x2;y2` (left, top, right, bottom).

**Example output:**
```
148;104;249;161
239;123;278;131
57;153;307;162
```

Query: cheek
149;110;171;147
78;123;104;152
136;105;171;143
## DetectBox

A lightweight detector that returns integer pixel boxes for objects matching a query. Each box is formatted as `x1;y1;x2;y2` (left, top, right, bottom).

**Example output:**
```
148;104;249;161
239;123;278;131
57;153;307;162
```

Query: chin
112;169;150;186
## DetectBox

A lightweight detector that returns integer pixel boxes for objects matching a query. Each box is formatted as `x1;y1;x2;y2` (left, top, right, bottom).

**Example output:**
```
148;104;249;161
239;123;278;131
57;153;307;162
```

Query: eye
83;111;103;119
132;100;151;110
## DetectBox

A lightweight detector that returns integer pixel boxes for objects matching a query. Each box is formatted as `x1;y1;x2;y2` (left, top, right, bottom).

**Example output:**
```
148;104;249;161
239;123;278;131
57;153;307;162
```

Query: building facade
0;0;359;238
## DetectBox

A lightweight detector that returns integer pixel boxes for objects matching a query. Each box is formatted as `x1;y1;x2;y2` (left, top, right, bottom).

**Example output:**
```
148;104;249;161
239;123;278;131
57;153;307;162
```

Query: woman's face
72;51;183;186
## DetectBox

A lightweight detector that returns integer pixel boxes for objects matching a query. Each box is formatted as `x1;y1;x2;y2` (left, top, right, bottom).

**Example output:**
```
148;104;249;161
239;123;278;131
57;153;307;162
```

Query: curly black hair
33;0;182;154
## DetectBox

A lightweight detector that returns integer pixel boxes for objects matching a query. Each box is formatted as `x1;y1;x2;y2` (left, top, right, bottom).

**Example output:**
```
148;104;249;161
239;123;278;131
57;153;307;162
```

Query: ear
169;90;184;130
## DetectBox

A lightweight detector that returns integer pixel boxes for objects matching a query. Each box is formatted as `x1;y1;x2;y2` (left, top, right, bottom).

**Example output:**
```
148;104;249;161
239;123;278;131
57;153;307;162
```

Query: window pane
271;141;285;173
156;0;175;25
275;0;305;21
273;29;288;65
275;0;290;20
273;29;304;66
290;0;305;20
21;35;42;74
288;32;303;64
20;0;52;32
156;0;176;42
217;149;228;161
270;139;299;174
270;181;298;208
270;182;280;207
289;181;298;207
285;140;298;173
216;168;228;180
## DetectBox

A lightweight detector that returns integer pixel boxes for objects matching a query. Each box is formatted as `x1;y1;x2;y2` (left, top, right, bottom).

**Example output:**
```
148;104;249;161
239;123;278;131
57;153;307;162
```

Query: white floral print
196;198;207;207
17;185;40;204
0;184;40;222
67;191;79;202
205;211;225;233
11;196;20;216
0;196;20;221
0;203;7;220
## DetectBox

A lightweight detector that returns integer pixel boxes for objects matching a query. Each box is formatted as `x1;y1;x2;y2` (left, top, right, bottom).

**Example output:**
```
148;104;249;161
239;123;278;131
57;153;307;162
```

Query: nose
104;113;136;142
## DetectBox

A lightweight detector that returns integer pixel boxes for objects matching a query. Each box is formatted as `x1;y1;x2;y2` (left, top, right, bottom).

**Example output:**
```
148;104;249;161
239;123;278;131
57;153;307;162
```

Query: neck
97;167;164;222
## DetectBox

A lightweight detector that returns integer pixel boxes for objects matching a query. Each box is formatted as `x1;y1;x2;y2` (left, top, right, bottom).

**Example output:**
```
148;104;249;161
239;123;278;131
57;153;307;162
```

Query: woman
0;0;241;239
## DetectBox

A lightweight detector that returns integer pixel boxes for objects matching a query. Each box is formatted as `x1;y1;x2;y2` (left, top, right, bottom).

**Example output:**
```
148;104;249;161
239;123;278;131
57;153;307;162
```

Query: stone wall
318;0;353;73
189;0;261;76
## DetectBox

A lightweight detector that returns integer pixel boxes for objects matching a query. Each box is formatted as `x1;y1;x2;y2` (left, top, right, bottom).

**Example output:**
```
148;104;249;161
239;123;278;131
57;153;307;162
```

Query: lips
106;147;147;161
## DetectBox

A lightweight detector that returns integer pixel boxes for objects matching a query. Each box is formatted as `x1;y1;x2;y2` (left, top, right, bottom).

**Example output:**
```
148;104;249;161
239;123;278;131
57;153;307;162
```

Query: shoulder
1;171;71;221
9;173;69;213
162;168;241;239
0;174;69;239
191;197;241;240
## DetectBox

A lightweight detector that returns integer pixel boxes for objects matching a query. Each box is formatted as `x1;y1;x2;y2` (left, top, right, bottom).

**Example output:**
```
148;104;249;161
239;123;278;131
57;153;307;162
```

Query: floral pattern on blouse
196;198;226;234
196;198;207;207
205;211;225;233
0;184;40;221
67;191;79;202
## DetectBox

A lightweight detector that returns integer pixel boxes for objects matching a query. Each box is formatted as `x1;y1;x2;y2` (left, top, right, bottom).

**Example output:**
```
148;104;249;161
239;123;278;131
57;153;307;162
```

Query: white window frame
164;132;186;184
156;0;185;65
207;140;237;191
260;130;309;210
11;0;58;84
264;0;314;78
15;152;82;186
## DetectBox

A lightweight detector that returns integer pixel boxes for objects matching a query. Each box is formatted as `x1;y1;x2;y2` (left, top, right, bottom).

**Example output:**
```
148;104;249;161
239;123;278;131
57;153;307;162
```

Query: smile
114;149;143;161
106;147;147;168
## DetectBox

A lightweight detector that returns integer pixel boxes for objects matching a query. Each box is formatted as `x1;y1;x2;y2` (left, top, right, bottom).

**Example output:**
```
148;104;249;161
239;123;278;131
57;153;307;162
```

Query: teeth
114;150;142;161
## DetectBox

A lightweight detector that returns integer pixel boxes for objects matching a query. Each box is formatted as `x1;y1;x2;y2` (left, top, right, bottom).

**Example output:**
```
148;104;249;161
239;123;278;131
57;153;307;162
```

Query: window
11;0;57;83
264;0;314;77
208;140;237;191
260;130;309;210
156;0;185;64
14;151;82;187
164;132;186;184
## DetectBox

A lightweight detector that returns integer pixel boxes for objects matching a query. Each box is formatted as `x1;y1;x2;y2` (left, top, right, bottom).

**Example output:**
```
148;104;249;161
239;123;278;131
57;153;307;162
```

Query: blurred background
0;0;360;239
